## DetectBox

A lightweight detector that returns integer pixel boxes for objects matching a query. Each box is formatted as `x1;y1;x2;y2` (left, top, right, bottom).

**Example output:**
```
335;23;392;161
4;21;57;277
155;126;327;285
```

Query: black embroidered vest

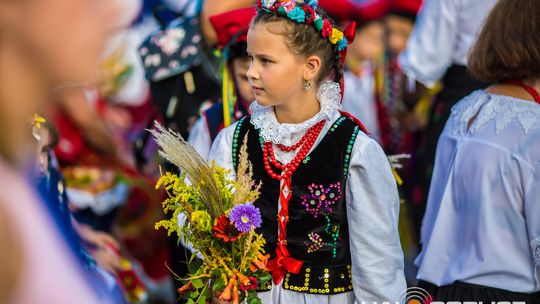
232;115;362;295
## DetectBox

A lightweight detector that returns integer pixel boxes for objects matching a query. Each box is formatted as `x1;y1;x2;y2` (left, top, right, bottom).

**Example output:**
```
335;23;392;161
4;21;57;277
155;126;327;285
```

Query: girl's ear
304;55;322;82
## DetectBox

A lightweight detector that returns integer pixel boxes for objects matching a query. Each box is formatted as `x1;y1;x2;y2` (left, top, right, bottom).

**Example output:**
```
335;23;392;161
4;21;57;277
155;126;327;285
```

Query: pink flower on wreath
281;0;296;13
321;19;332;38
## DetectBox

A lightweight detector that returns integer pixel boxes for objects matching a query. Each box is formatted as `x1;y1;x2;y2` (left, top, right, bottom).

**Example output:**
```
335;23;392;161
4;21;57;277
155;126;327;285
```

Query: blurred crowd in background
0;0;502;303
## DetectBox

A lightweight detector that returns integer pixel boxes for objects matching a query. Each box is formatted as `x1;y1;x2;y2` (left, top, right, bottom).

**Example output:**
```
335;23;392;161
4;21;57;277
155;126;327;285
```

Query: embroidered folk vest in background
232;115;362;295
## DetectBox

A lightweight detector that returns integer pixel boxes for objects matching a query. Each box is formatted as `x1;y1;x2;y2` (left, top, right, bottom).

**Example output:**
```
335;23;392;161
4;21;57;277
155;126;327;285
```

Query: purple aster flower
228;203;262;233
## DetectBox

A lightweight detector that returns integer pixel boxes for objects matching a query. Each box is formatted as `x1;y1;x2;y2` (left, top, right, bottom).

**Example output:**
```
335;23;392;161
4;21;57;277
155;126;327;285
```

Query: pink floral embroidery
306;232;323;253
301;182;341;218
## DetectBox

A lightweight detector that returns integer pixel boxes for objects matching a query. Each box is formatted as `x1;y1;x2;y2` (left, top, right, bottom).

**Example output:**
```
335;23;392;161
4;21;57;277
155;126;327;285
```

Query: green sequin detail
232;117;247;168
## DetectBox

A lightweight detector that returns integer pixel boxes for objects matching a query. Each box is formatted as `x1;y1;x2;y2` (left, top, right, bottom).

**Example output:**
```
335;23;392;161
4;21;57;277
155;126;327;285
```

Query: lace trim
250;81;342;146
449;90;540;136
532;237;540;266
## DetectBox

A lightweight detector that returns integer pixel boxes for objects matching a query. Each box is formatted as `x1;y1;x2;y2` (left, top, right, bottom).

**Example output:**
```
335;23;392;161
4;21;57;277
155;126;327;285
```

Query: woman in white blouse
416;0;540;301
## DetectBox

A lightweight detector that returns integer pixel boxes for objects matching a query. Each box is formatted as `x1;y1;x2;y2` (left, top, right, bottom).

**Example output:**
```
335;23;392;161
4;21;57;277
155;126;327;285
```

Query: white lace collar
249;81;342;146
449;90;540;136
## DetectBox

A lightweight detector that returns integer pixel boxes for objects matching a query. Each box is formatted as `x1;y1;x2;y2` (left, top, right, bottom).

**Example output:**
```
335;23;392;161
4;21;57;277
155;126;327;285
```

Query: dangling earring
303;75;312;90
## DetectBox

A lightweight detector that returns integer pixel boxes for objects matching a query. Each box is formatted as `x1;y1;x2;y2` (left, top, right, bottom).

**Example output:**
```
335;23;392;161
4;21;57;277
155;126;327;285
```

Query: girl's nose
246;61;259;80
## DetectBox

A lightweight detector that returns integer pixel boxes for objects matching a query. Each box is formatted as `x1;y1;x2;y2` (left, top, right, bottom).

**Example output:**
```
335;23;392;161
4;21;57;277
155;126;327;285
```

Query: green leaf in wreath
187;256;203;274
257;272;272;284
192;278;204;289
197;294;207;304
212;278;225;292
248;297;262;304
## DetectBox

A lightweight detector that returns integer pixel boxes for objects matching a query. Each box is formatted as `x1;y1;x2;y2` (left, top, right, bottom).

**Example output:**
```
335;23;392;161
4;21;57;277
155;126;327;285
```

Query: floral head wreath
257;0;349;52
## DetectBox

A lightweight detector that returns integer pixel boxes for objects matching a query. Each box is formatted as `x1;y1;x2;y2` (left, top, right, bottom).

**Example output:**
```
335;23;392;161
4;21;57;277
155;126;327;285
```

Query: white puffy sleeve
398;0;459;88
525;159;540;284
208;122;238;180
346;132;407;302
188;116;212;162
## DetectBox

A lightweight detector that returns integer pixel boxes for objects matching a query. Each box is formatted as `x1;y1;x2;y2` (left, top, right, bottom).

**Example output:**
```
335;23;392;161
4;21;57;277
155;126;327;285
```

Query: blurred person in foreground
0;0;123;302
416;0;540;300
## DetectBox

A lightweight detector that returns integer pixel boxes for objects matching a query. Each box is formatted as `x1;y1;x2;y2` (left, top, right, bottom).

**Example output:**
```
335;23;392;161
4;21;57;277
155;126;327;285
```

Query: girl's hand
76;223;120;251
89;247;122;274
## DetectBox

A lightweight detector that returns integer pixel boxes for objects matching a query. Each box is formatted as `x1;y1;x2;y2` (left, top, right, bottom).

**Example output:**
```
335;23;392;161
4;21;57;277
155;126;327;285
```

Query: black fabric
232;115;362;294
418;280;540;303
149;65;220;139
387;10;417;22
412;64;491;242
203;98;250;142
141;15;221;139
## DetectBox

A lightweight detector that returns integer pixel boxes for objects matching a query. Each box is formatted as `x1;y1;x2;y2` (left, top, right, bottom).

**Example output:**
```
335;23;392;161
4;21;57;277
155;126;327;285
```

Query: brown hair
251;7;343;84
468;0;540;83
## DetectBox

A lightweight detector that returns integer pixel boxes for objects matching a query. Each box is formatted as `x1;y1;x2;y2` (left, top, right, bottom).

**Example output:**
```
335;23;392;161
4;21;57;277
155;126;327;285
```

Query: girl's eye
261;58;272;64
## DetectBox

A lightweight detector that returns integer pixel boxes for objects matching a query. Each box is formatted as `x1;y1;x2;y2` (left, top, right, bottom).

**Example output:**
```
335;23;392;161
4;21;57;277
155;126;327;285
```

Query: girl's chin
254;98;275;107
255;96;279;107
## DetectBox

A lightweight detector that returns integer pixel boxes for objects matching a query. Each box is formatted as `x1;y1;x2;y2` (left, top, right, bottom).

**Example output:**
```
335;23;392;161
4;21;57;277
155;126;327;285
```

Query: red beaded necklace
505;79;540;104
262;119;326;285
262;120;326;181
274;120;325;152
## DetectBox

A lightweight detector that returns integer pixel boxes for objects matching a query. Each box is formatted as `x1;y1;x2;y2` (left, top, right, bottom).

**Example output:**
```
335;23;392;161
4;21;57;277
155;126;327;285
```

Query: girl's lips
251;86;264;94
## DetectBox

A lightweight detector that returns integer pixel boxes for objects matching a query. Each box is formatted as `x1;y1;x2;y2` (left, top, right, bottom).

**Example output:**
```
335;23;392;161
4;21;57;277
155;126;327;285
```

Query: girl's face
350;21;385;62
246;22;306;108
231;57;255;103
385;15;414;58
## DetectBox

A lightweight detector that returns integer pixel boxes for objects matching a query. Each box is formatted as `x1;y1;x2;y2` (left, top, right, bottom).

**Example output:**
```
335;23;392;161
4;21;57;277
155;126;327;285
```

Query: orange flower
250;253;270;272
236;272;250;286
177;281;194;297
219;275;236;302
213;214;243;242
232;285;239;304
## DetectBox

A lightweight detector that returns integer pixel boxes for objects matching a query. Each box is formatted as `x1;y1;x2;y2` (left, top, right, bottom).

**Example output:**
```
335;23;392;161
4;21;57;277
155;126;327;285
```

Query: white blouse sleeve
525;160;540;281
345;132;407;302
208;122;238;180
398;0;459;88
188;116;212;162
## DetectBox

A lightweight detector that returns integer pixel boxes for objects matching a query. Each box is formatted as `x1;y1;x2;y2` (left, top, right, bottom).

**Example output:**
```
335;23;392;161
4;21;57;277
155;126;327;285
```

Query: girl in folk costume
189;7;256;161
209;0;406;302
381;0;424;155
342;0;387;143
